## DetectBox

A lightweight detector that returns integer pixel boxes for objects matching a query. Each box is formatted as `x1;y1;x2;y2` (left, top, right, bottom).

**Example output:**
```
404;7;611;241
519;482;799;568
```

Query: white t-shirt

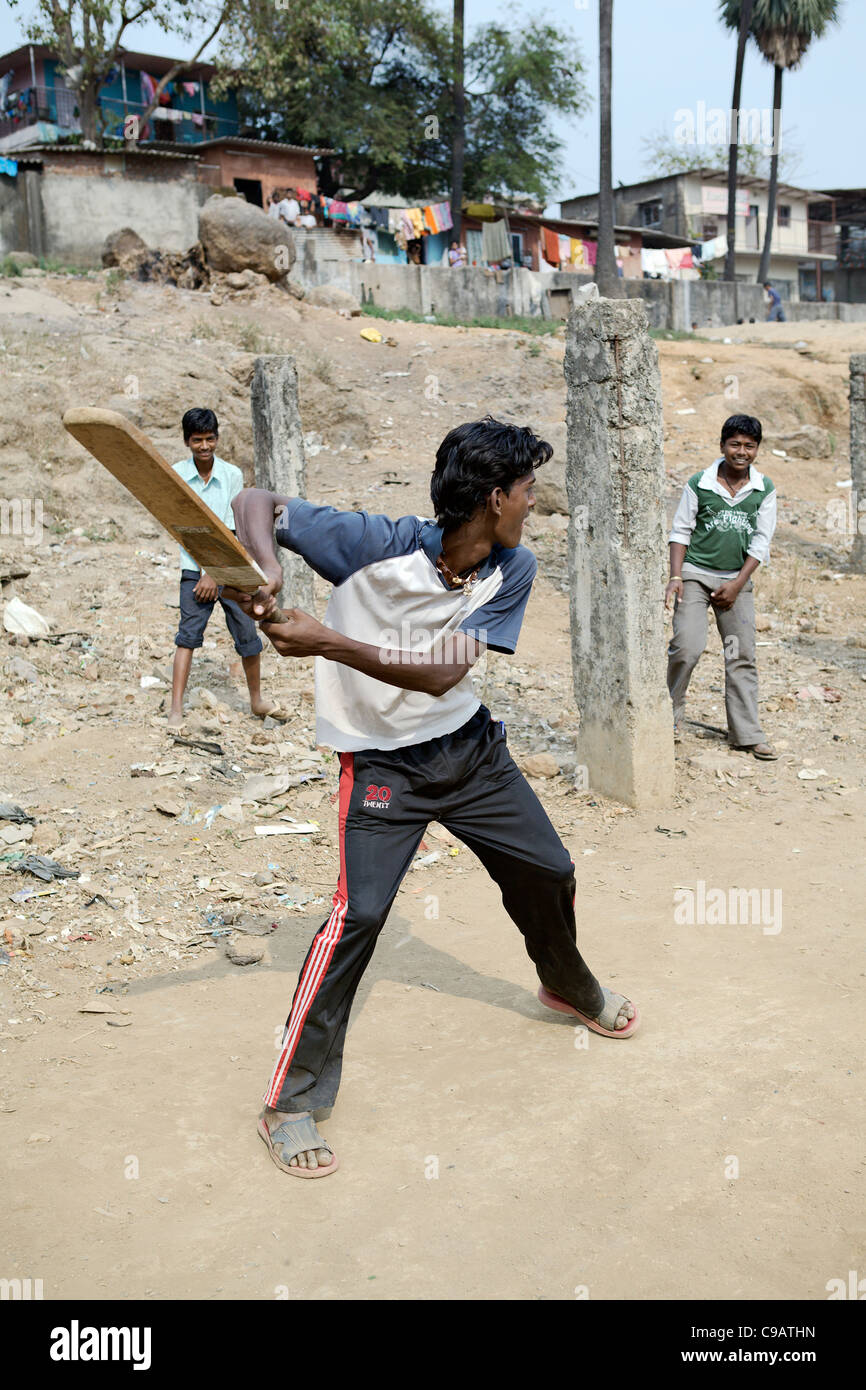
275;500;537;751
279;198;300;224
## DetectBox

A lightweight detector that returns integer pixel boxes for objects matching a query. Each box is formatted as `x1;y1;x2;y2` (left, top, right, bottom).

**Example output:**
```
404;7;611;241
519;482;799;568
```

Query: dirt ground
0;268;863;1301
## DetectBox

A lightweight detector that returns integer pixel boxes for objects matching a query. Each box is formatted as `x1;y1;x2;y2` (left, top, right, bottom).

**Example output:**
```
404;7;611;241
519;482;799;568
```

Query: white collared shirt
669;457;777;566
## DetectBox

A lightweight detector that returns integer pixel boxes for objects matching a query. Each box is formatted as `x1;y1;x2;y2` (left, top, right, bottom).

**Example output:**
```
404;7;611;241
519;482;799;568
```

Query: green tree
221;0;587;205
719;0;841;283
9;0;233;147
641;131;800;181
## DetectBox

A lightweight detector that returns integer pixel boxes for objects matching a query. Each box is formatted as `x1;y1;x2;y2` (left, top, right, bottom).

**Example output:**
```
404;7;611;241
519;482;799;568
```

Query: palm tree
451;0;465;242
722;0;754;283
596;0;625;297
719;1;840;285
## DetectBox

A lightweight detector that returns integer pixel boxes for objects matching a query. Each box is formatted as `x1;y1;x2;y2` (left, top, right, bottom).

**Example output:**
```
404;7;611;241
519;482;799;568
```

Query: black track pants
263;706;603;1113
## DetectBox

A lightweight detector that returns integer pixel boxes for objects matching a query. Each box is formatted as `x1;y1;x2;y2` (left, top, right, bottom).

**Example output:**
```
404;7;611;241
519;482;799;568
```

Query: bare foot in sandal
538;984;639;1037
261;1107;334;1171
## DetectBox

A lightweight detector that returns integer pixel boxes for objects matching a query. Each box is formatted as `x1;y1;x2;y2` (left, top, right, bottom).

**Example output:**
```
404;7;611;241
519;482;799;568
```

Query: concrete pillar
564;296;675;807
250;355;313;611
850;353;866;571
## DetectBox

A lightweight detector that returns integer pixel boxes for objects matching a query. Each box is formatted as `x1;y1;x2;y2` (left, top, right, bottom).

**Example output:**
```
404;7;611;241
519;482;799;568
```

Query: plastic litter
12;855;80;882
3;596;50;637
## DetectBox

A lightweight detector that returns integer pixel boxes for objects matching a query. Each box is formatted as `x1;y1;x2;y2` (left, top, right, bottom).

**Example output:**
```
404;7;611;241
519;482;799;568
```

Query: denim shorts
175;570;263;656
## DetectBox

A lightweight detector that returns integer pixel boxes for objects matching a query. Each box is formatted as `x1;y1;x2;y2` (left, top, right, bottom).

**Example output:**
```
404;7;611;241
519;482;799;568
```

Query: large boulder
102;227;148;268
765;424;833;459
198;195;295;281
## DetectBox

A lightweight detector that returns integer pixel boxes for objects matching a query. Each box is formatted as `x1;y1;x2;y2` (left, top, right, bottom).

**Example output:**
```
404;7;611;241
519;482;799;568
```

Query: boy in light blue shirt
168;407;274;726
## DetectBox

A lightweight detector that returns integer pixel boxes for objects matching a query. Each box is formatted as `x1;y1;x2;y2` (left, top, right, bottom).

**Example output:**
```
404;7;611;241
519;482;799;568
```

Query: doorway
234;178;263;207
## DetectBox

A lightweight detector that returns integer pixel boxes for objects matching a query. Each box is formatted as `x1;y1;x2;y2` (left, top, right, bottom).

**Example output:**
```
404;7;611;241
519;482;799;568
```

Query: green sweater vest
684;472;775;572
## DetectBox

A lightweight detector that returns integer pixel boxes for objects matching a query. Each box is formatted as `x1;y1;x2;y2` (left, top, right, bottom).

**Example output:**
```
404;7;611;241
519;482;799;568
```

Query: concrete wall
38;169;208;264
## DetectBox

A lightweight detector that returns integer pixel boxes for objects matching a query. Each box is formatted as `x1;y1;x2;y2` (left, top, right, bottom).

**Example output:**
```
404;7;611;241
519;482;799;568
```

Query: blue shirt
172;455;244;573
275;499;537;751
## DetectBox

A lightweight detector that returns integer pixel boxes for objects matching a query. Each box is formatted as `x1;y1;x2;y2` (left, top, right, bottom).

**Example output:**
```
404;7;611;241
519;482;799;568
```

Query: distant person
448;239;465;267
297;197;317;228
764;282;786;322
665;413;778;761
168;408;276;729
267;190;282;220
282;188;301;225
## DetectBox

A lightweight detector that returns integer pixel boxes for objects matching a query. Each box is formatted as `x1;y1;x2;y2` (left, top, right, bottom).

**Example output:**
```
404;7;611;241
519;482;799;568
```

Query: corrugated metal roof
194;136;333;156
18;144;200;161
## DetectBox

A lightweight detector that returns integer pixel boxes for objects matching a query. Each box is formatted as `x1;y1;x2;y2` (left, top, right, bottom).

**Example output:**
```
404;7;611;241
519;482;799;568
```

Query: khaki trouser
667;568;764;746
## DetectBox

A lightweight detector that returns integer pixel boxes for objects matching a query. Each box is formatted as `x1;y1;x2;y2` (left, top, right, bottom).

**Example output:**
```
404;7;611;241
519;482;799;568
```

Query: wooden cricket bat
62;407;286;620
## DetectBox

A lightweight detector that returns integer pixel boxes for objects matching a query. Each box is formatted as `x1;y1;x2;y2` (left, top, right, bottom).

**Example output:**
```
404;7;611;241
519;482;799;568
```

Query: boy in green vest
664;414;778;760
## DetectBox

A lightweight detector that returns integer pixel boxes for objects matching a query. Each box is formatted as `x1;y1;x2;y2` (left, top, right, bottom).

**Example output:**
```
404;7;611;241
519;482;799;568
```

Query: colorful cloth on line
0;156;18;177
423;201;453;233
482;217;512;265
406;208;426;238
542;226;560;265
583;239;597;267
558;234;571;263
569;238;586;268
183;81;199;96
139;72;157;104
665;247;694;269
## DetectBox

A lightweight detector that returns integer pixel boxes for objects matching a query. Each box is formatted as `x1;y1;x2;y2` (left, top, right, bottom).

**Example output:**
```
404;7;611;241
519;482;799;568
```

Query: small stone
226;936;267;966
254;870;275;886
27;1132;52;1143
522;752;560;778
755;615;771;632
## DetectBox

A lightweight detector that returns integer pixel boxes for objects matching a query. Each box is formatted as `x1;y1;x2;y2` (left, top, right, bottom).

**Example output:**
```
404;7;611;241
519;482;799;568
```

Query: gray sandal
257;1113;339;1178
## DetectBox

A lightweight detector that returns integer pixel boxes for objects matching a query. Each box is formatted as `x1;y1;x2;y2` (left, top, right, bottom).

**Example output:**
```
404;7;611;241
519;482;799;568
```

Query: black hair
182;407;219;441
762;281;771;288
430;416;551;530
720;414;762;445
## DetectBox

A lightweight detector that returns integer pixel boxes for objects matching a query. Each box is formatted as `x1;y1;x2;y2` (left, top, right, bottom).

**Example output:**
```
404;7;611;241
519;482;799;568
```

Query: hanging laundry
542;226;560;266
139;71;157;105
328;200;351;221
296;187;312;202
569;238;586;268
433;200;453;231
482;218;512;264
407;208;426;238
191;112;204;127
345;202;362;227
696;233;727;262
183;81;199;97
0;156;18;177
583;239;597;267
364;205;390;229
387;207;404;235
640;248;669;277
557;234;571;264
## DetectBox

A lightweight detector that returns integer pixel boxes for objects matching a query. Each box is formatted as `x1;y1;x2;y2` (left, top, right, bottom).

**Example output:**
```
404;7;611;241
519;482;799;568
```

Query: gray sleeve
274;499;420;584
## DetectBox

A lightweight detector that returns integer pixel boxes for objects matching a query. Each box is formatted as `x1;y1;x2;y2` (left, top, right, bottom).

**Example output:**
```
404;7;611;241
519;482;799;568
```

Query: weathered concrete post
849;354;866;571
250;355;313;611
564;296;674;807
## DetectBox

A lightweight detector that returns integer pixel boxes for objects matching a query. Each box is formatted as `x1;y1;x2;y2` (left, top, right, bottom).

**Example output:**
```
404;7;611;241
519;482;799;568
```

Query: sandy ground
0;268;864;1300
